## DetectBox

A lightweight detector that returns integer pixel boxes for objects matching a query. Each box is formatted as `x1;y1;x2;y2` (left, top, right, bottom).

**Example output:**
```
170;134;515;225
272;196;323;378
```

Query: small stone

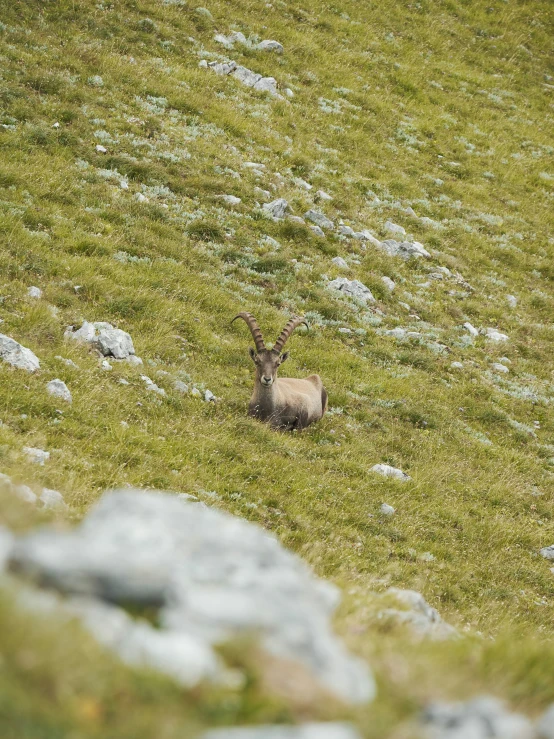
141;375;166;396
27;286;42;299
288;216;306;225
40;488;67;511
332;257;348;269
484;327;509;342
14;484;37;504
0;334;40;372
423;696;534;739
208;60;237;76
257;39;284;53
463;321;479;337
218;194;241;206
380;503;395;516
506;294;518;308
120;180;129;190
293;177;312;191
96;328;135;359
23;447;50;465
135;192;149;203
191;387;202;398
88;75;104;87
174;380;189;394
284;87;294;98
370;464;410;481
381;276;395;291
328;277;375;303
55;356;79;368
101;360;113;370
194;7;213;20
384;221;406;236
198;59;208;68
263;198;289;219
52;122;60;129
491;363;509;374
46;379;72;403
315;190;333;202
96;144;107;153
304;209;334;230
540;545;554;561
338;225;355;237
450;361;464;369
380;240;430;259
204;389;215;402
355;230;382;248
310;225;325;238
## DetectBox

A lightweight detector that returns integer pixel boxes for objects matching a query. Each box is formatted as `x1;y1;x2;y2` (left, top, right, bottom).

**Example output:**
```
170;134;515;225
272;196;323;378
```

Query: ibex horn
273;316;309;353
231;312;266;353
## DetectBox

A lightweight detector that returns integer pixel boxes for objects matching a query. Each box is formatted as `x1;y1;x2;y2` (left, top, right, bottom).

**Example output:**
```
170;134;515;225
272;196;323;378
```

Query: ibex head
231;312;308;388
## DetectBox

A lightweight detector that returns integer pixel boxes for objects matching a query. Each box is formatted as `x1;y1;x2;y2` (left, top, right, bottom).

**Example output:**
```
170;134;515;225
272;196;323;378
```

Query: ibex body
232;312;327;430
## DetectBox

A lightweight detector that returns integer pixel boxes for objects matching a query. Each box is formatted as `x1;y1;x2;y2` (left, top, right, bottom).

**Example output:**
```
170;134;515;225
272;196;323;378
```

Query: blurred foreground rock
202;723;361;739
7;489;374;703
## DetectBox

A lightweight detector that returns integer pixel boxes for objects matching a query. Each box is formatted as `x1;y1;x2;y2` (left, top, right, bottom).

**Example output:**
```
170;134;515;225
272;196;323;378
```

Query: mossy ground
0;0;553;735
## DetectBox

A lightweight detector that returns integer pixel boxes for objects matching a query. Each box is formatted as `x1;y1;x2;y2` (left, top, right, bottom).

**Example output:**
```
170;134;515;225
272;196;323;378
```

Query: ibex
232;312;328;430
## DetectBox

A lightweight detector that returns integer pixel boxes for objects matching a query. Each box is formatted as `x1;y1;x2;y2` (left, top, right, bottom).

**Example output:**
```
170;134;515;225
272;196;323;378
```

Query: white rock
499;356;511;364
65;321;96;344
506;294;518;308
191;387;202;398
208;60;237;76
46;379;72;404
293;177;312;191
328;277;375;304
233;64;262;87
52;122;60;129
253;76;279;96
484;327;509;342
284;87;294;98
0;334;40;372
370;464;410;481
135;192;149;203
381;276;395;291
338;328;352;334
198;59;208;68
288;216;305;225
257;39;284;53
379;240;430;259
540;545;554;561
332;257;348;269
174;380;189;394
10;489;375;704
55;356;79;368
202;724;362;739
423;696;534;739
14;484;38;504
27;286;42;299
315;190;333;202
355;230;382;248
218;194;241;206
214;31;247;48
120;180;129;190
141;375;166;396
96;144;107;153
380;503;395;516
450;361;464;369
380;588;458;641
384;221;406;236
463;322;479;337
101;359;112;370
338;225;355;237
304;209;334;230
310;225;325;238
40;488;67;511
263;198;289;219
23;447;50;465
126;355;143;366
491;363;509;374
204;389;216;402
96;328;135;359
537;704;554;739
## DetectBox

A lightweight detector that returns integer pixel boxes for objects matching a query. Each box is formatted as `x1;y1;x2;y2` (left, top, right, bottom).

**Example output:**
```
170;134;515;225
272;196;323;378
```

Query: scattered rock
202;724;362;739
491;363;509;374
9;489;374;703
379;240;430;259
304;210;334;230
288;216;306;226
40;488;67;511
338;225;355;237
450;361;464;369
380;503;395;516
484;327;509;342
379;588;458;641
381;276;395;291
126;355;143;366
506;294;518;308
0;334;40;372
204;389;216;402
384;221;406;237
135;192;149;203
207;60;282;97
263;198;289;219
174;380;189;394
537;704;554;739
355;230;382;248
328;277;375;304
23;447;50;466
95;144;107;153
315;190;333;202
310;225;325;238
55;356;79;368
214;31;247;48
101;359;112;371
257;39;284;53
46;379;72;404
540;545;554;561
14;484;38;504
141;375;166;396
423;696;534;739
370;464;410;481
65;321;136;359
27;286;42;299
218;194;242;206
463;322;479;337
332;257;348;269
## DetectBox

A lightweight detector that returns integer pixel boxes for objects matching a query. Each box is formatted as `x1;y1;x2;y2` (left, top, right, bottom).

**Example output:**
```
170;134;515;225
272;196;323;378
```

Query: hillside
0;0;554;736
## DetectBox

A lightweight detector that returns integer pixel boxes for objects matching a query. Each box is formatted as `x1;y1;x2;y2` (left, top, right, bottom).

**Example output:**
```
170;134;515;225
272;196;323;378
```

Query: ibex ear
280;351;289;364
249;347;257;361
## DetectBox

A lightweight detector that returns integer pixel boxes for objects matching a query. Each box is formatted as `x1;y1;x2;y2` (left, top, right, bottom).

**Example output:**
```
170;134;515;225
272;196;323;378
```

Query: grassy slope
0;0;553;735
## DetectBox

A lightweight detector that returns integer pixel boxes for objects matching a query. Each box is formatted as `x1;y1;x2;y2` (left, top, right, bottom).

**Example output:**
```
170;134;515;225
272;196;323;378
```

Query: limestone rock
381;276;395;291
379;589;458;640
263;199;289;219
463;322;479;337
370;464;410;481
380;504;395;516
0;334;40;372
484;327;509;342
540;545;554;561
9;489;374;704
423;696;535;739
384;221;406;237
219;194;242;206
338;225;355;237
141;375;166;396
506;294;518;308
491;363;509;374
65;321;136;359
355;230;382;248
315;190;333;202
332;257;349;269
328;277;375;304
310;225;325;238
27;286;43;299
46;379;72;403
379;240;430;259
304;210;334;230
23;447;50;466
257;39;284;53
202;724;362;739
40;488;67;511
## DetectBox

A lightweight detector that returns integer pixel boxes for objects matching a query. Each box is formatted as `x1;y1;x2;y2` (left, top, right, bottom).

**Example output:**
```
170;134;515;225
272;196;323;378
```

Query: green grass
0;0;553;735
